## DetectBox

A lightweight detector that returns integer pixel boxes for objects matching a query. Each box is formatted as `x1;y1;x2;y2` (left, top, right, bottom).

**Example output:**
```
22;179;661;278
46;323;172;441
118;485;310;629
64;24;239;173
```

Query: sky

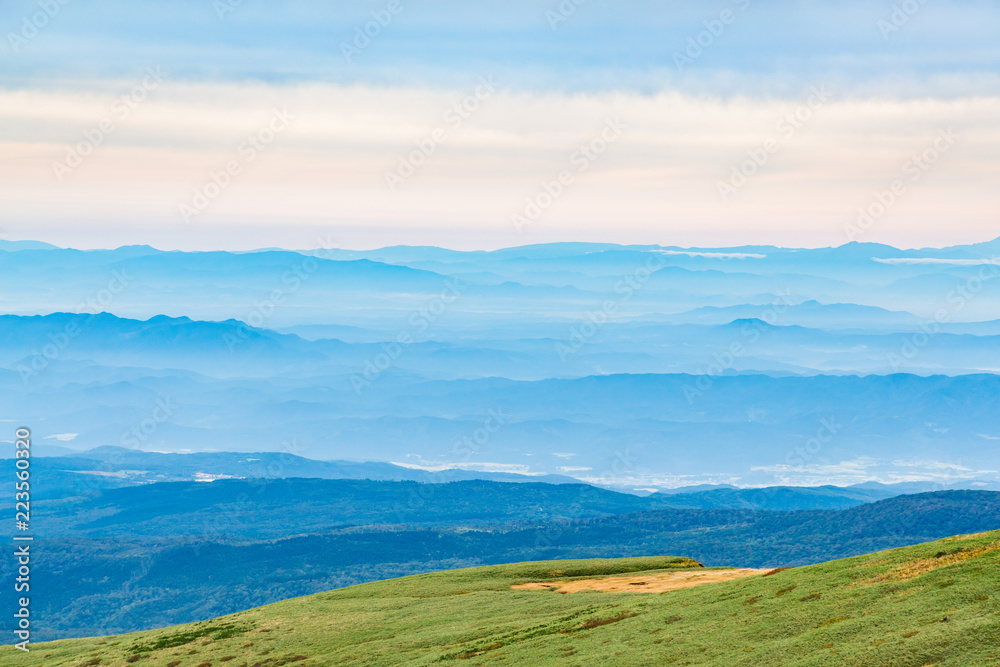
1;0;998;251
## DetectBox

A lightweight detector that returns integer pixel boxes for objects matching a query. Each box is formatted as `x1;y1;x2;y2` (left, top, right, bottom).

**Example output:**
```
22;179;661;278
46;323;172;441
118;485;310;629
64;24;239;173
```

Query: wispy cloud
654;250;766;259
751;457;997;486
4;1;999;98
874;257;1000;265
2;84;998;250
391;460;540;475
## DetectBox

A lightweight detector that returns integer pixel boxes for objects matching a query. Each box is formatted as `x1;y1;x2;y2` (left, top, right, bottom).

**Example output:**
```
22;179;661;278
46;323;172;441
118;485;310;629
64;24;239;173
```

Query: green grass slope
7;534;1000;666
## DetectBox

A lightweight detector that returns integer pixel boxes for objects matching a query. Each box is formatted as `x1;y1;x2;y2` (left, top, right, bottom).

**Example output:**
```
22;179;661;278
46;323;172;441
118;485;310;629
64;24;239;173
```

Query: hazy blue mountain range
6;448;583;500
2;238;998;644
3;240;1000;326
7;447;998;505
5;349;998;487
31;473;1000;541
3;311;1000;380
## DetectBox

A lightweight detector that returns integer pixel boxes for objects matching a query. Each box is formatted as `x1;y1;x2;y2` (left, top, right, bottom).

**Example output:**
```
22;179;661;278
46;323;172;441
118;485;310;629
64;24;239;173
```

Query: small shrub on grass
579;611;639;630
131;623;249;653
213;626;247;640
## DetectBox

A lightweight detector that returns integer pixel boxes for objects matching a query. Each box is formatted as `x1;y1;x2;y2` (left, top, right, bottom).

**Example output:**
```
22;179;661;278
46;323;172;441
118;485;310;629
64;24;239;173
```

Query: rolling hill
9;530;999;665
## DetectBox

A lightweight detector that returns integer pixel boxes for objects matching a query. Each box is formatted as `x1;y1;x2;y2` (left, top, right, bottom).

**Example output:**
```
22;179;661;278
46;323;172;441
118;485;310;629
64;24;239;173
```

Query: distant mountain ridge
3;238;999;486
4;309;1000;382
15;446;999;507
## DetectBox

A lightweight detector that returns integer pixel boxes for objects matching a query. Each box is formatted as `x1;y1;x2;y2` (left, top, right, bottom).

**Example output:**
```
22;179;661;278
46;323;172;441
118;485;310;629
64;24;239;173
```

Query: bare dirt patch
511;568;767;594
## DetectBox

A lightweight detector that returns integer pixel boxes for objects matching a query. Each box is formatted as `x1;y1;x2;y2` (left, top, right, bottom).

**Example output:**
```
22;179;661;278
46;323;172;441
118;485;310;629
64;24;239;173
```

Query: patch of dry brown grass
854;543;1000;586
511;568;765;594
942;531;994;542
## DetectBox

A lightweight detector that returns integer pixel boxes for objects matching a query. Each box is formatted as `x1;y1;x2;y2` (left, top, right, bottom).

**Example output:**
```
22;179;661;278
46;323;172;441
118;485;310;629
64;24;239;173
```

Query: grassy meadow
6;534;1000;666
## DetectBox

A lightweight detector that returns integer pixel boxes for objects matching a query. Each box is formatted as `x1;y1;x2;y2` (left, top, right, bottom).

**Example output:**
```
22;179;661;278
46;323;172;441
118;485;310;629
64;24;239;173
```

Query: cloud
391;461;539;474
751;457;998;486
655;250;766;259
752;457;880;476
890;459;973;471
2;82;999;250
5;1;1000;98
874;258;1000;265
